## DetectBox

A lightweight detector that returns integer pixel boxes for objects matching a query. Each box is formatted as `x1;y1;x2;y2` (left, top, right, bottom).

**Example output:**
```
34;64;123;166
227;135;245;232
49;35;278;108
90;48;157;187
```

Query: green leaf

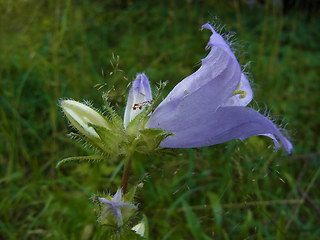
182;200;203;240
56;155;105;168
208;192;223;226
236;210;253;240
276;212;286;240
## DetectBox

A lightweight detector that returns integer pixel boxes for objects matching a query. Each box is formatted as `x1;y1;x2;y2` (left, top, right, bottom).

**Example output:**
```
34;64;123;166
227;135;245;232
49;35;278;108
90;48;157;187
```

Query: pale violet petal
124;73;152;128
148;24;241;131
201;23;233;55
98;198;112;205
159;106;292;154
113;208;123;224
223;73;253;107
260;134;280;151
113;189;122;203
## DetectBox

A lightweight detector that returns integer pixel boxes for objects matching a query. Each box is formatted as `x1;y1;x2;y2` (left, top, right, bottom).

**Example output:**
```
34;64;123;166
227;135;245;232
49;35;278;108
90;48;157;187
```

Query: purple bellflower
134;23;292;153
98;189;137;226
61;23;292;155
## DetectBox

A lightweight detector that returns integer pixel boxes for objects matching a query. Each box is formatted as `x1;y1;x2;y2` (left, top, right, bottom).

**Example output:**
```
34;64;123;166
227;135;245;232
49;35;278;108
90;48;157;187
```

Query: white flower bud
60;100;110;138
132;222;145;237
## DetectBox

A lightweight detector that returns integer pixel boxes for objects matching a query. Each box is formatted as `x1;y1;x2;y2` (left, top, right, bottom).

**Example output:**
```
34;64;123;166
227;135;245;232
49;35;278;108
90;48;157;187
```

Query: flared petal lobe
124;73;152;128
61;100;110;139
113;189;122;202
159;106;292;153
201;23;233;55
148;23;241;132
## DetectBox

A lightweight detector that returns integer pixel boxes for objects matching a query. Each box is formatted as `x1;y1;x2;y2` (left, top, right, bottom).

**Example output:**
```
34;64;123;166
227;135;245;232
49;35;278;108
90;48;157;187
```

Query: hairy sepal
102;94;124;130
125;108;150;137
136;128;173;153
88;123;125;155
56;155;106;168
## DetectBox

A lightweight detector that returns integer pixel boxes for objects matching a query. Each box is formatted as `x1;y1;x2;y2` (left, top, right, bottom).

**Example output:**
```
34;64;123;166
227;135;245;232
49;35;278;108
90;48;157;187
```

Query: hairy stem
121;157;132;194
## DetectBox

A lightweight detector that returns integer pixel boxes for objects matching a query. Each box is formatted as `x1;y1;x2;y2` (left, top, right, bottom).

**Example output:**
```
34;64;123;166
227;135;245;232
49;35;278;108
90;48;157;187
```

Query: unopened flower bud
60;100;110;139
124;73;152;128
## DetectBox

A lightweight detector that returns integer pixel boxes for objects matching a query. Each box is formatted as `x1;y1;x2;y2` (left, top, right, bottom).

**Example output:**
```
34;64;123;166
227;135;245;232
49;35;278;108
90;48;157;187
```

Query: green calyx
93;183;143;227
57;82;171;168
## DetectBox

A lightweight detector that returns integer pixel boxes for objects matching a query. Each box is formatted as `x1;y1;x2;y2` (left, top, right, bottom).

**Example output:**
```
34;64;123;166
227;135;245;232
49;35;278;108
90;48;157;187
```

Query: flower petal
201;23;233;55
158;106;292;153
113;189;122;203
148;23;241;131
223;73;253;107
113;208;123;224
124;73;152;128
98;198;112;205
260;134;280;152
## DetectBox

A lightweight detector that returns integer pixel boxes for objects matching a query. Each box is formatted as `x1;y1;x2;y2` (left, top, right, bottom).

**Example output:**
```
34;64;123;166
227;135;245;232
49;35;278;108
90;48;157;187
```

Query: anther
132;100;153;110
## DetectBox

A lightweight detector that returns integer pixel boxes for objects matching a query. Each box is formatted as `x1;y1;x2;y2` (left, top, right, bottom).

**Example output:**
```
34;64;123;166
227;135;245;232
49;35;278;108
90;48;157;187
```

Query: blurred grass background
1;0;319;239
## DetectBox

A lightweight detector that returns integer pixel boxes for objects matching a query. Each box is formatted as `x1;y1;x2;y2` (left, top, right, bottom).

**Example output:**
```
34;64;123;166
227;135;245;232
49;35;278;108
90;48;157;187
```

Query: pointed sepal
136;128;173;153
102;93;124;130
88;123;125;155
56;155;106;168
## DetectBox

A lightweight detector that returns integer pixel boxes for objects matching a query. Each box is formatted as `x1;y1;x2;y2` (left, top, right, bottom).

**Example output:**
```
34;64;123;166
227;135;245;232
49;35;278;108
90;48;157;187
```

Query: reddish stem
121;159;131;194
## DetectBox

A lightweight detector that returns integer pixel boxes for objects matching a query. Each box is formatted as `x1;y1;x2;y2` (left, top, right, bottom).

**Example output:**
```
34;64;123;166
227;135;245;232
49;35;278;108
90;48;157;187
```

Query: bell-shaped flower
60;23;292;157
146;23;292;153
